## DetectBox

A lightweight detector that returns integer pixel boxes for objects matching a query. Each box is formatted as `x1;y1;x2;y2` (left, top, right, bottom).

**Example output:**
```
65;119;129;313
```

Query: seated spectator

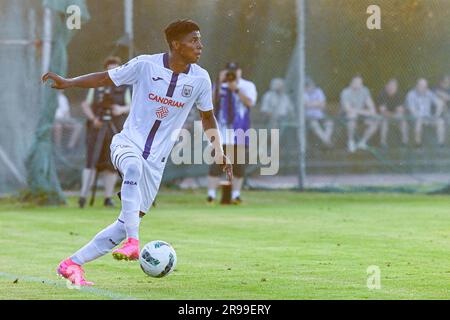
261;78;294;130
340;75;379;152
53;91;82;150
377;78;409;147
406;78;445;147
304;78;334;147
434;75;450;113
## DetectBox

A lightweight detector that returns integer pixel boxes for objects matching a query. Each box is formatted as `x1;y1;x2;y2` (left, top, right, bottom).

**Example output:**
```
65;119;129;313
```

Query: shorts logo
182;85;193;98
124;180;137;186
156;106;169;119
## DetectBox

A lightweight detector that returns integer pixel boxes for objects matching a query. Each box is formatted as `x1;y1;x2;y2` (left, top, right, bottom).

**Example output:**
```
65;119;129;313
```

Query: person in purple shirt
207;62;257;204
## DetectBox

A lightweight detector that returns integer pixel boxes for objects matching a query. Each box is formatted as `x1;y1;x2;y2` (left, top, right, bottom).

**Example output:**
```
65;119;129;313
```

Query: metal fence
1;0;450;195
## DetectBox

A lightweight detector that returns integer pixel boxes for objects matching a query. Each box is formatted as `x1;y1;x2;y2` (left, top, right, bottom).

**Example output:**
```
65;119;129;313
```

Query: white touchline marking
0;272;139;300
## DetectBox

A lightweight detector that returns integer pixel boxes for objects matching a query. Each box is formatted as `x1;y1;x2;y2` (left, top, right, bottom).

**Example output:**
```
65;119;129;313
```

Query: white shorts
110;134;166;214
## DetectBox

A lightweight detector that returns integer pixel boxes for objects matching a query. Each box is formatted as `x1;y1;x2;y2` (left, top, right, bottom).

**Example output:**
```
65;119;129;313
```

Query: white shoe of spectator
348;140;356;153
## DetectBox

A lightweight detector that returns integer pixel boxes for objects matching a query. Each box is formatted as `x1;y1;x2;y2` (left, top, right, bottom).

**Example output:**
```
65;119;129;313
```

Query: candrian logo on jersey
149;93;185;108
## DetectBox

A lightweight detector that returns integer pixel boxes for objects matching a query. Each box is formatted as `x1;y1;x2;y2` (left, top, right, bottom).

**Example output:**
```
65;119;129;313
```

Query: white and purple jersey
108;53;213;163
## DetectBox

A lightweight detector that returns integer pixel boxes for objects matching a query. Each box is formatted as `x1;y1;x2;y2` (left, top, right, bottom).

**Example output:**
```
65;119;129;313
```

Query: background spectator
53;91;83;150
78;56;132;208
406;78;445;147
340;75;379;152
434;75;450;115
207;62;257;204
304;78;333;147
377;79;409;147
260;78;294;130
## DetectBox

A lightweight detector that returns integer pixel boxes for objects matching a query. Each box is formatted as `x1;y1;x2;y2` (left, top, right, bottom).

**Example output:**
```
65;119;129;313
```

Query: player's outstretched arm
200;110;233;181
41;71;114;90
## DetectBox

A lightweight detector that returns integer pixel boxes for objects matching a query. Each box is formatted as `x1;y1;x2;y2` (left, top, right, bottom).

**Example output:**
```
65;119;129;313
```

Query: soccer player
42;20;233;286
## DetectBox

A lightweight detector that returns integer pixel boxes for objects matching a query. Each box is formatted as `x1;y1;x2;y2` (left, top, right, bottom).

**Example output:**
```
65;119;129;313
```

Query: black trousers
208;144;248;178
85;125;115;171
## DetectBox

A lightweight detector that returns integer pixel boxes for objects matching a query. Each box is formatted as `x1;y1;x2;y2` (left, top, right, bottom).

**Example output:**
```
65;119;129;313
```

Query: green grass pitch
0;190;449;300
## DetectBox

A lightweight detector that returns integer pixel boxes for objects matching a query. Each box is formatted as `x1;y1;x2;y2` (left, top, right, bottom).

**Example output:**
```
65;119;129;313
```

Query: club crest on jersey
156;106;169;119
182;85;193;98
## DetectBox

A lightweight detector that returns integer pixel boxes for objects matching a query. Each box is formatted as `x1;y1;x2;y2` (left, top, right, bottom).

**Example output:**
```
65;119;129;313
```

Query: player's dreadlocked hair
164;19;200;50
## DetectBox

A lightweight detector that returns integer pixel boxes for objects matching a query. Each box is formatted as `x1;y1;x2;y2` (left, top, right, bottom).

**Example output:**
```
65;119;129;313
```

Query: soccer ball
139;240;177;278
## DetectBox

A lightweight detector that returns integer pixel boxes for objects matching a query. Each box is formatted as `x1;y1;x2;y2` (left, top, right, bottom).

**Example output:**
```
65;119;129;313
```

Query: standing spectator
260;78;294;129
207;62;257;204
340;75;379;152
53;91;83;150
304;78;334;147
78;56;132;208
377;79;409;147
406;78;445;147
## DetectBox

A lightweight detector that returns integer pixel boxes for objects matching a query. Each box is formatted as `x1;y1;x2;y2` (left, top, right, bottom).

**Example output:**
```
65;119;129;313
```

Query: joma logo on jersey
149;93;185;108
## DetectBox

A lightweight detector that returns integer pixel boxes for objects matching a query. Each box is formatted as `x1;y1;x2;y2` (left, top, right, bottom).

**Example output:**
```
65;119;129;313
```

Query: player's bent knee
123;159;143;181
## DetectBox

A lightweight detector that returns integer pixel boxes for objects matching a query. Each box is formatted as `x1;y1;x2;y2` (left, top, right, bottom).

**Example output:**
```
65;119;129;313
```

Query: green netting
23;0;90;204
286;0;450;193
0;0;42;195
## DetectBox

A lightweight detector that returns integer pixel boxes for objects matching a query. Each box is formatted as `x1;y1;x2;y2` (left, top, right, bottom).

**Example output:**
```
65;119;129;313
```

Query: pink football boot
57;258;94;286
112;238;140;261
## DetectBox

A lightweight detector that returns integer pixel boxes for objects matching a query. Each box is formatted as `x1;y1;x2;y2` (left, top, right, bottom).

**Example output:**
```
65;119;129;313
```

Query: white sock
232;177;243;199
208;189;216;199
71;220;126;265
80;168;96;198
120;157;143;240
